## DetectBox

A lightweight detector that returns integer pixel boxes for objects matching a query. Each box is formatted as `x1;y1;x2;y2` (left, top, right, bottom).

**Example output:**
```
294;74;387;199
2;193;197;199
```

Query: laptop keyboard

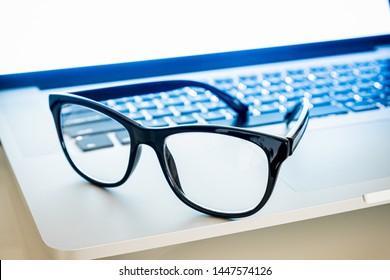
63;58;390;152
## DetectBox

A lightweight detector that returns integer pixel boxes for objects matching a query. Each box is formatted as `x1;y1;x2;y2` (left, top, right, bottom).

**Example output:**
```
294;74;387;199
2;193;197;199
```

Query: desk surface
1;145;389;260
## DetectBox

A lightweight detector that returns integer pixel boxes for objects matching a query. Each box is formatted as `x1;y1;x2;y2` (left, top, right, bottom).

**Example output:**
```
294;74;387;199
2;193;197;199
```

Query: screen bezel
1;34;389;90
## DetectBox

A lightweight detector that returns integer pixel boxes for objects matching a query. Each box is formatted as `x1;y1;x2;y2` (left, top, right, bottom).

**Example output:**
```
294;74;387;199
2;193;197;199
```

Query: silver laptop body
0;0;389;259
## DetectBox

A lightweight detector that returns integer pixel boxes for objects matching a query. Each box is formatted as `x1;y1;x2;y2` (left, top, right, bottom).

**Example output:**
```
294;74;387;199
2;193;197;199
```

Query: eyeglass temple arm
73;80;249;119
285;98;311;155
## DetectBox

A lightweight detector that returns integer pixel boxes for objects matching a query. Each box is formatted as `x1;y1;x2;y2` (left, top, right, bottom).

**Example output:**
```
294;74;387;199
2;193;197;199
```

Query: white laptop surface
0;0;390;259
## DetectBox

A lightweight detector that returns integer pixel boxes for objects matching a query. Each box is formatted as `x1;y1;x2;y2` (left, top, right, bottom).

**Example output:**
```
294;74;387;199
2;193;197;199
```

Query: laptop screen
0;0;389;76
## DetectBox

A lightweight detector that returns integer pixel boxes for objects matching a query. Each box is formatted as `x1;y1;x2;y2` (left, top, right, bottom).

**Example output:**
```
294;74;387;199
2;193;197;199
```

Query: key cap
142;118;170;127
374;94;390;106
262;72;283;85
187;94;211;103
253;103;280;114
115;130;131;145
134;101;158;110
281;90;305;101
198;111;226;121
202;101;228;111
110;104;130;114
309;77;332;87
257;94;280;104
128;111;146;120
344;101;380;112
309;105;348;118
176;105;202;114
308;86;330;97
148;108;174;118
245;112;286;127
331;93;355;103
61;105;90;116
332;84;353;95
160;97;185;107
75;134;114;152
62;111;109;126
310;96;332;107
63;119;124;137
140;93;162;102
171;115;198;125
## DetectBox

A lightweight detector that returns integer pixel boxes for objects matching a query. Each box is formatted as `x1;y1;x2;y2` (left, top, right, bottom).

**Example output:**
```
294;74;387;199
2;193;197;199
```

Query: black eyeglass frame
49;80;310;218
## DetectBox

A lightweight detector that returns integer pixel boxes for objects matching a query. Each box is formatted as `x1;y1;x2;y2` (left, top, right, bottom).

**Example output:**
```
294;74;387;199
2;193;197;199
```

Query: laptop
0;0;389;259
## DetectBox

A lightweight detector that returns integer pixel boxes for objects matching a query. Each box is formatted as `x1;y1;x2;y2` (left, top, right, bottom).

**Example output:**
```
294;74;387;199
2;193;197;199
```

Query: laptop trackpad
280;119;390;192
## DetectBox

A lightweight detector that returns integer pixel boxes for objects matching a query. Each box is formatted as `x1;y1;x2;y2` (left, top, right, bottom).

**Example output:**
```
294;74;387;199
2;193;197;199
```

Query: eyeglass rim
49;87;310;218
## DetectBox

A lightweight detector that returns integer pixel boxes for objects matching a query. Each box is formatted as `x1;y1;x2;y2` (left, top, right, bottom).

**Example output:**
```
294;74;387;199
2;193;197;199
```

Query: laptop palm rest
280;119;390;192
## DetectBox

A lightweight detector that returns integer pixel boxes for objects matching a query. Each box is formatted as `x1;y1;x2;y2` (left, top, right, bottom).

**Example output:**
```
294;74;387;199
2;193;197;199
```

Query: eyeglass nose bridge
132;125;163;148
130;126;184;194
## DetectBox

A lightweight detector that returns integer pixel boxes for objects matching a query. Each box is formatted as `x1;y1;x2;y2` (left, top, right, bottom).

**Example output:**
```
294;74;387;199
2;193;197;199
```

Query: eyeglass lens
60;104;131;184
165;132;269;213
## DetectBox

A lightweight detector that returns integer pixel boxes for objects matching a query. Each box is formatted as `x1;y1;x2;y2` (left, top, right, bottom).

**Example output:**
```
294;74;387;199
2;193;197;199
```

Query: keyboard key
62;111;109;126
214;77;235;85
61;105;91;116
171;115;198;125
198;111;226;121
373;92;390;106
358;72;380;80
75;134;114;152
336;73;357;84
140;93;162;101
310;68;330;78
187;93;211;103
309;105;348;118
202;101;228;111
308;86;330;97
253;103;280;114
354;80;375;92
281;90;305;101
240;86;262;96
115;130;130;145
267;84;287;93
310;66;328;73
160;97;185;107
257;94;280;104
262;72;283;84
63;119;124;137
176;105;202;114
310;96;332;107
134;101;158;110
242;95;260;106
142;118;170;127
332;64;352;71
332;95;356;103
111;104;130;114
246;112;286;127
332;84;353;95
344;101;380;112
357;90;381;99
163;89;186;98
148;108;174;118
128;111;146;120
353;61;373;68
287;81;311;90
238;76;259;87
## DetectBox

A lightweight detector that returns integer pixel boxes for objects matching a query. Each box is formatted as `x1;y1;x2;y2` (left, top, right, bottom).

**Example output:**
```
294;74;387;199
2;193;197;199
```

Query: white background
0;0;389;74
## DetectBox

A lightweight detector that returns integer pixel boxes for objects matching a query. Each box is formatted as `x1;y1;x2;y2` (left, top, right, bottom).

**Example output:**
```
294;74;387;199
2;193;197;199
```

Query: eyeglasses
49;80;310;218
